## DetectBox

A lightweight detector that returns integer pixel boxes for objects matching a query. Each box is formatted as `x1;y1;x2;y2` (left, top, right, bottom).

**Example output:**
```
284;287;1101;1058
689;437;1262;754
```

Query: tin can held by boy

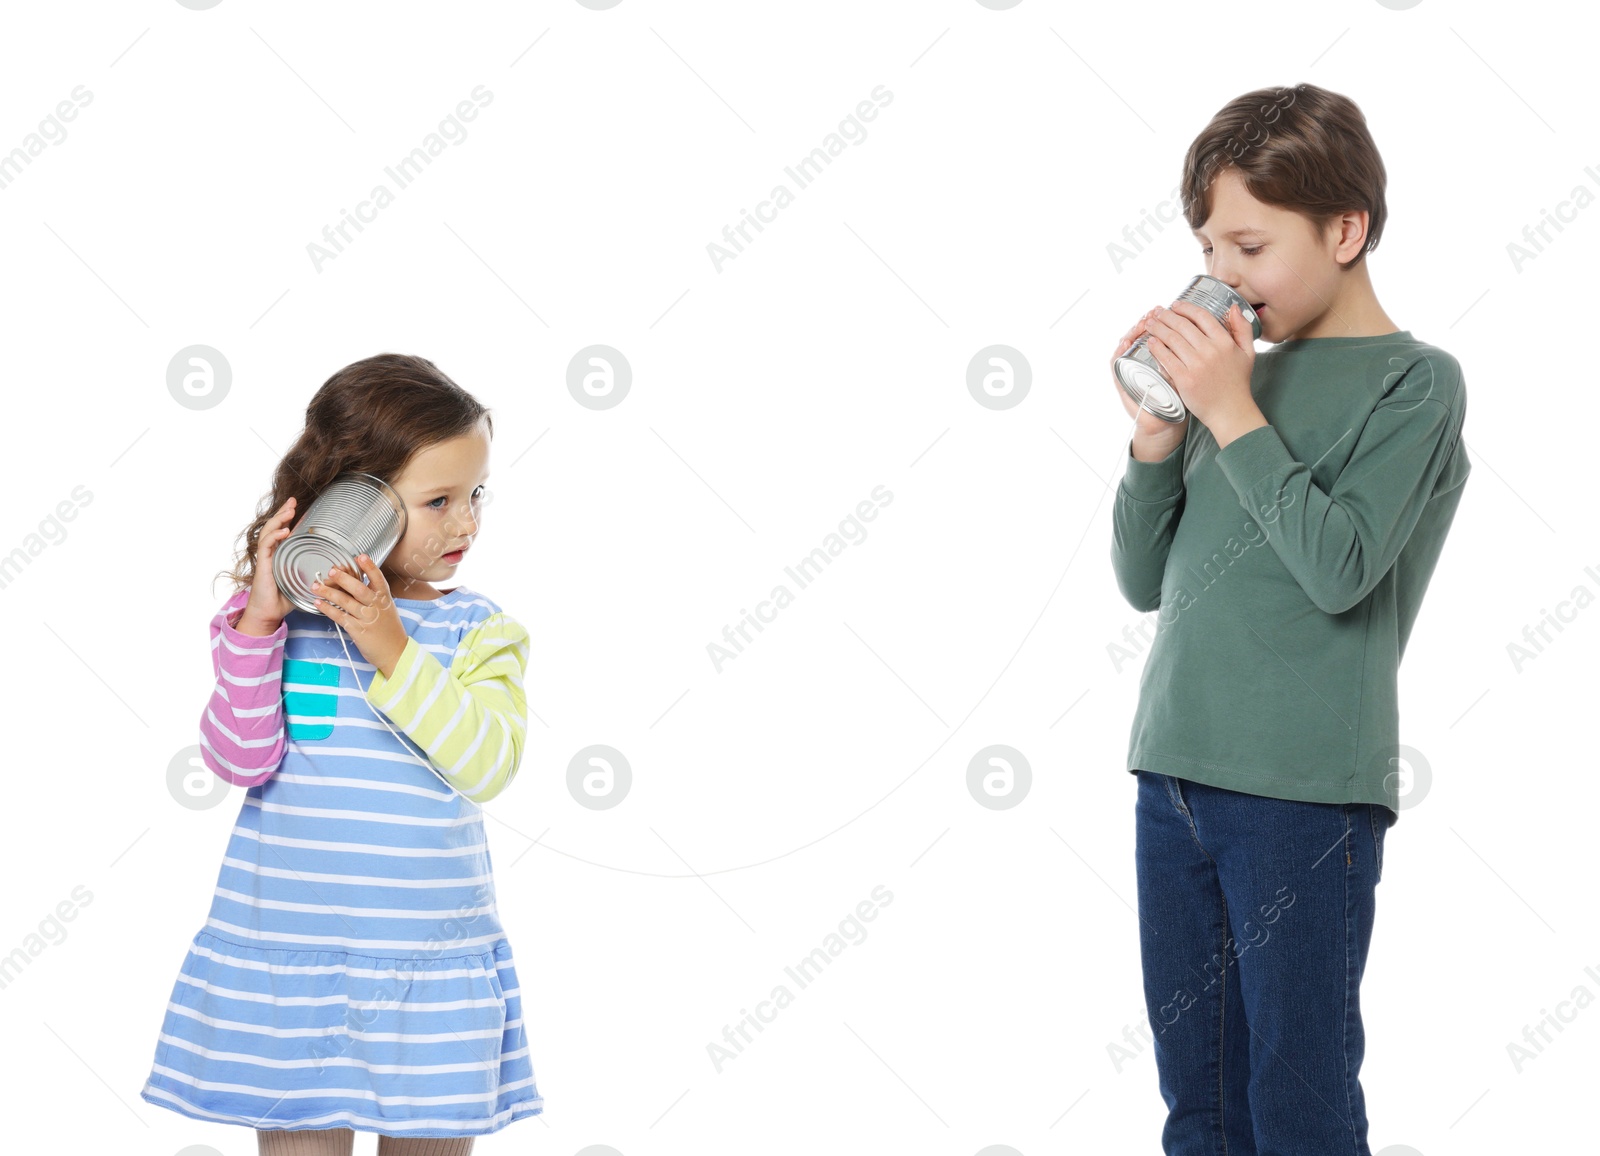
1114;274;1262;423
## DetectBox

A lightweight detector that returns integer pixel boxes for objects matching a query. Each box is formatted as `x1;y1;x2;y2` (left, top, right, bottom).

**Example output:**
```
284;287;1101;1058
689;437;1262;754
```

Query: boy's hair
217;353;493;594
1180;83;1387;272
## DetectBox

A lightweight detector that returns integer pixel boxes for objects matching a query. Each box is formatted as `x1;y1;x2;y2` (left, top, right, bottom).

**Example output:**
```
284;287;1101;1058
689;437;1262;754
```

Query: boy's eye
1201;245;1263;257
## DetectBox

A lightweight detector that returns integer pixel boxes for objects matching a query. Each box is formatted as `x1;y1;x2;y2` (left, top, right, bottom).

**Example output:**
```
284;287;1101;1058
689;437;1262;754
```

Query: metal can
271;472;407;616
1113;274;1262;423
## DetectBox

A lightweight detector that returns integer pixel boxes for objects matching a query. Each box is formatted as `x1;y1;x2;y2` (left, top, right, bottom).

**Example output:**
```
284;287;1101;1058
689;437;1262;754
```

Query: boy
1108;83;1471;1154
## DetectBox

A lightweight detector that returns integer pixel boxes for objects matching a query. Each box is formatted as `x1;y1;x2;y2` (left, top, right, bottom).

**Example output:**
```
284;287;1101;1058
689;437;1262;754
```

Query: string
308;377;1164;800
315;567;473;803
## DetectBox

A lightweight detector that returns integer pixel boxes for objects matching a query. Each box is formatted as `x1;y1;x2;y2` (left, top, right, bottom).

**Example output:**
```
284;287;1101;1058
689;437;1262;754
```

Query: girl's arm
198;588;289;788
363;612;530;805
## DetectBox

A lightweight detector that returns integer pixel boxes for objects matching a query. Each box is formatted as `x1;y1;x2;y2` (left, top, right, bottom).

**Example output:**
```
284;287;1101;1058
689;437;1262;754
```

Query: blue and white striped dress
141;584;543;1138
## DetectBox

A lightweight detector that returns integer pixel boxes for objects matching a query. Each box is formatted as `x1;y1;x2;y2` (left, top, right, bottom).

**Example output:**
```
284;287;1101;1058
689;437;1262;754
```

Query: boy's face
379;418;492;596
1192;167;1346;343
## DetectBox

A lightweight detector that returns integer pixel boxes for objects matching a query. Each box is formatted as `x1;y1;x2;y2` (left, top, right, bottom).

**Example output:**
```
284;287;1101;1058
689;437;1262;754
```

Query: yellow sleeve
364;611;530;803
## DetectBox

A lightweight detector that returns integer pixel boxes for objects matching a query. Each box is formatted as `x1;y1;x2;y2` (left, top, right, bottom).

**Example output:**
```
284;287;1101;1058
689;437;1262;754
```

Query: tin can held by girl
271;472;407;616
1114;274;1262;423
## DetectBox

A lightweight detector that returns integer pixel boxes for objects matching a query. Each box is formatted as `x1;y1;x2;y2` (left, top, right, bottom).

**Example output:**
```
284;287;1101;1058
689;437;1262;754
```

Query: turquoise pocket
284;659;340;740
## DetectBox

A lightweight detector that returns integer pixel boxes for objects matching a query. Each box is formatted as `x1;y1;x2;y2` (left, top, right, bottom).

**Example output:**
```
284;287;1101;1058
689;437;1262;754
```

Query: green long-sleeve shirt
1110;330;1471;825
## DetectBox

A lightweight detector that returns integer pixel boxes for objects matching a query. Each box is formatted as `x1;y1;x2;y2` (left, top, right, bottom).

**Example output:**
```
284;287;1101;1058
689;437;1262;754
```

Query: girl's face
379;419;492;599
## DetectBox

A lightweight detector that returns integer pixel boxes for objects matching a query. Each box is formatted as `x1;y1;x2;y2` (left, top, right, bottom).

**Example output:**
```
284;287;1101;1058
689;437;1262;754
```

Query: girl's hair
214;353;493;596
1180;83;1387;272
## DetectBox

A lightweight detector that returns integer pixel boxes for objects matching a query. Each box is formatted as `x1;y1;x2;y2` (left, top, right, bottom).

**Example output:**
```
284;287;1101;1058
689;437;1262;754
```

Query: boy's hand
1142;301;1266;446
312;555;410;679
1112;307;1191;445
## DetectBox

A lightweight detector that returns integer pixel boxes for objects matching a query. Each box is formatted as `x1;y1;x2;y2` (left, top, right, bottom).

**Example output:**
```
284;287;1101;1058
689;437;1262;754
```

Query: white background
1;1;1594;1154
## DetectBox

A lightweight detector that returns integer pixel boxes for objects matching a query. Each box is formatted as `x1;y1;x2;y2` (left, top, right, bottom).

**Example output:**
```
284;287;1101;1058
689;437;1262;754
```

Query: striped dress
140;584;543;1138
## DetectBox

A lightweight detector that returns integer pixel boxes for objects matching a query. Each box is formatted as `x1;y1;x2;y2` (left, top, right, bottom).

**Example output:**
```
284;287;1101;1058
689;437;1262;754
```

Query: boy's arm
1213;355;1469;615
199;588;289;788
364;612;530;804
1110;435;1187;612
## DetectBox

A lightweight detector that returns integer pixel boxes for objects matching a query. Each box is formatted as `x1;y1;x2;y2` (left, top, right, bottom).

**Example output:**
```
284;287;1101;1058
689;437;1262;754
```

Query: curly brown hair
213;353;493;597
1181;83;1387;273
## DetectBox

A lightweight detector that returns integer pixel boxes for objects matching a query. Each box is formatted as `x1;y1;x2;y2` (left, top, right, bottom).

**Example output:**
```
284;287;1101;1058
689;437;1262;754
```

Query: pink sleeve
198;588;288;787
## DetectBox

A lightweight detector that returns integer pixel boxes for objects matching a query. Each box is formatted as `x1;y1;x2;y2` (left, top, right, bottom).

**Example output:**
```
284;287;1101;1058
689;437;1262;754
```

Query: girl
140;354;543;1154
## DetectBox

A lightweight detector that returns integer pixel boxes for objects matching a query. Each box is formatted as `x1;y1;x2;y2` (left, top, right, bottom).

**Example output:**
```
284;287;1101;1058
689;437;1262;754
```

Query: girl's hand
1112;308;1190;452
312;554;410;679
238;497;300;634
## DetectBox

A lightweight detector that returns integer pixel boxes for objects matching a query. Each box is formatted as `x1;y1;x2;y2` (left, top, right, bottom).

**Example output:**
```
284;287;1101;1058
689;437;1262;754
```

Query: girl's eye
428;485;486;510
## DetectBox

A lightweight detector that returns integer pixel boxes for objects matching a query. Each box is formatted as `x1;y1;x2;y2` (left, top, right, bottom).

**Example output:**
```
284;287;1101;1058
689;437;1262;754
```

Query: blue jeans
1134;770;1389;1155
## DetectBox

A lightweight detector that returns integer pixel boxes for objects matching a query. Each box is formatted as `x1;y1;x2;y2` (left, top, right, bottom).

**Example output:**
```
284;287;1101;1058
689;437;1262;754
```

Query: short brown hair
1181;83;1387;272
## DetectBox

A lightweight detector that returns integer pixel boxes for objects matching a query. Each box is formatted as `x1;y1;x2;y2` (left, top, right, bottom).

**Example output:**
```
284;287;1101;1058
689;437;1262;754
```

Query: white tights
256;1127;473;1155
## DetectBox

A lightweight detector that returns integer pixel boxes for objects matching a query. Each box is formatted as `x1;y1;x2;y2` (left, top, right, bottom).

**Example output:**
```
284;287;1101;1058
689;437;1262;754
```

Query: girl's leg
376;1137;475;1155
257;1127;355;1155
